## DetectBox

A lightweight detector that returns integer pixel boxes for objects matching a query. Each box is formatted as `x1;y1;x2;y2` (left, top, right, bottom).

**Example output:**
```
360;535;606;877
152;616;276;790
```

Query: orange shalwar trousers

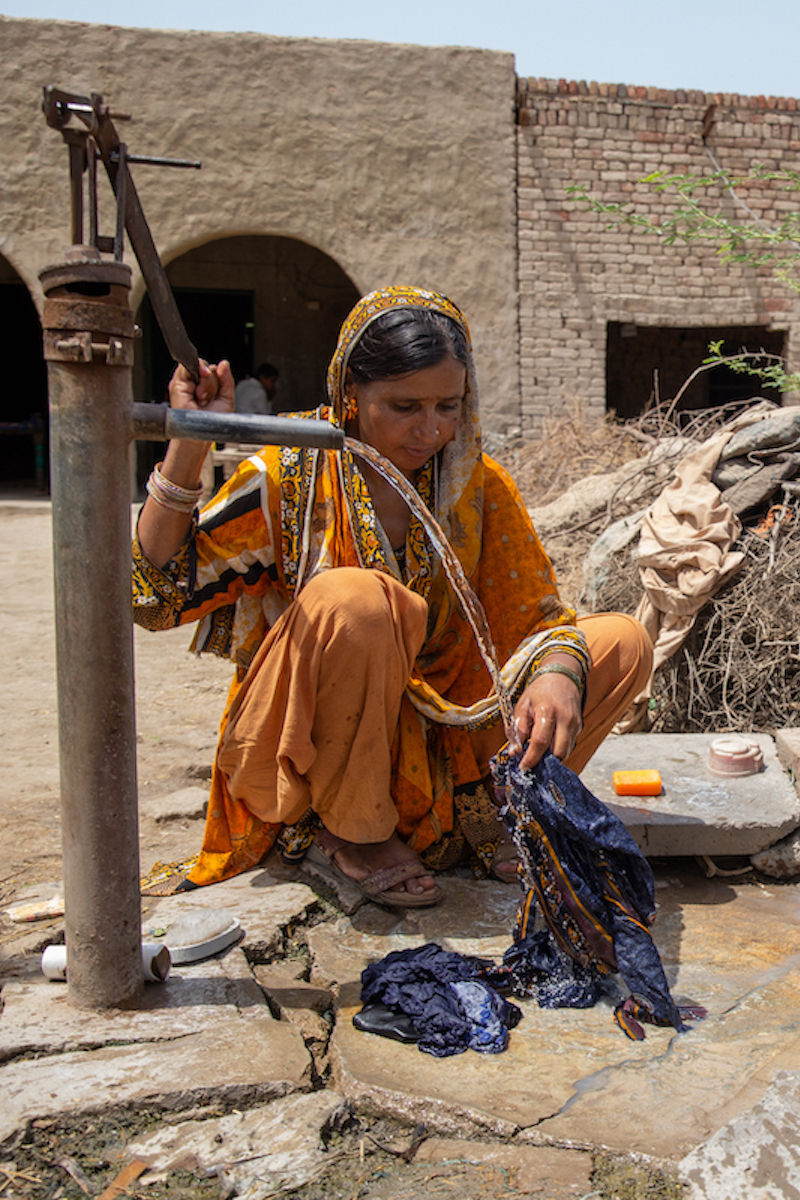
217;568;652;845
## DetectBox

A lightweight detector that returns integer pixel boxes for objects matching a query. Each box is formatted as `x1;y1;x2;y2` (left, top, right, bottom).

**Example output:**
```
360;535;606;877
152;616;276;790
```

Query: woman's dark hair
347;308;468;383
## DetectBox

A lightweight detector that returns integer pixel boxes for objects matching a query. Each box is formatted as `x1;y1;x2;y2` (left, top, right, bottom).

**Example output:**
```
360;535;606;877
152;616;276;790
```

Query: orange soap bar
613;770;662;796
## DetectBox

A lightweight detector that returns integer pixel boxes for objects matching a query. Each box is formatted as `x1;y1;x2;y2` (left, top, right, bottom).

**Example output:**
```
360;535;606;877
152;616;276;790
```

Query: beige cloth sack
618;430;745;731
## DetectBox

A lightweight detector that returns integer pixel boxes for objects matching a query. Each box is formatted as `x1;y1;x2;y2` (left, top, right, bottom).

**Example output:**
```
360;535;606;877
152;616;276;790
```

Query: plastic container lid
707;736;764;777
157;908;242;964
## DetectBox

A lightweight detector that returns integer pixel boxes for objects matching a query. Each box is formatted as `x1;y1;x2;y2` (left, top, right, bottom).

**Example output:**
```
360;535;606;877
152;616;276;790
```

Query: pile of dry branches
496;401;643;511
500;396;762;512
497;398;767;608
650;516;800;733
501;396;800;733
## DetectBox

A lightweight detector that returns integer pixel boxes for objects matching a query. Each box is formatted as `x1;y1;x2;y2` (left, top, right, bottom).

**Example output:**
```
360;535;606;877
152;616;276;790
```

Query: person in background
199;363;281;496
234;362;279;415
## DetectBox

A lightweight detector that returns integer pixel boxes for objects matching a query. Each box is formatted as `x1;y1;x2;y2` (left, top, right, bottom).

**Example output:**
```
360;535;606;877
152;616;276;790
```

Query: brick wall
516;78;800;434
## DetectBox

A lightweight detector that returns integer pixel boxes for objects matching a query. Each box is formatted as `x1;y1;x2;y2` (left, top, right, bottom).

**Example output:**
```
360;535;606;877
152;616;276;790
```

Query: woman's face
348;356;466;479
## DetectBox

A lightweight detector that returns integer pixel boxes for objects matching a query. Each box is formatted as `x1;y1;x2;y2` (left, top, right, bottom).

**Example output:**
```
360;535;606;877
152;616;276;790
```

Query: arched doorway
134;235;360;484
0;257;48;491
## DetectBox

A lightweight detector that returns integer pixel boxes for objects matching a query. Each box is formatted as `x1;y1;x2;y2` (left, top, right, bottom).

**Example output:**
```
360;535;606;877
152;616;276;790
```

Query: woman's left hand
510;659;583;770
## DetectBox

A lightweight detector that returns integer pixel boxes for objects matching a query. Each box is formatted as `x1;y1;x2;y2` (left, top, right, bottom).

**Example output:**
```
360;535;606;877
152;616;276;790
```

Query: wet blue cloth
495;930;602;1009
360;942;522;1057
490;748;692;1039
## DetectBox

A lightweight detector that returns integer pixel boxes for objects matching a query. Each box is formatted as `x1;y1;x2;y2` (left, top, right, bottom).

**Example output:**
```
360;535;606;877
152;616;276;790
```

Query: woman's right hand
169;359;235;414
138;359;235;569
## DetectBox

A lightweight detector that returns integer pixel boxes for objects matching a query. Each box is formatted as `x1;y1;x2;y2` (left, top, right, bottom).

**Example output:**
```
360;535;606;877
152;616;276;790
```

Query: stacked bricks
516;77;800;435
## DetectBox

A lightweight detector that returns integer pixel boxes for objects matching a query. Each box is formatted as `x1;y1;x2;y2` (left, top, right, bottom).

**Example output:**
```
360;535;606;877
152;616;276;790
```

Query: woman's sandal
306;831;443;910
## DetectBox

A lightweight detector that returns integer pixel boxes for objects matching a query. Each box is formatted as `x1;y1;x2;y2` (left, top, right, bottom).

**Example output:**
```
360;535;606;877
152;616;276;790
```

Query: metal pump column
41;246;143;1009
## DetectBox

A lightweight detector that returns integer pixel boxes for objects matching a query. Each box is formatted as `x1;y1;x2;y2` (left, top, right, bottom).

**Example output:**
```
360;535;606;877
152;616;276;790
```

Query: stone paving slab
309;870;800;1159
580;732;800;856
0;1018;311;1148
679;1070;800;1199
0;874;322;1146
0;937;316;1146
143;871;319;961
124;1091;349;1195
0;948;269;1060
2;871;319;976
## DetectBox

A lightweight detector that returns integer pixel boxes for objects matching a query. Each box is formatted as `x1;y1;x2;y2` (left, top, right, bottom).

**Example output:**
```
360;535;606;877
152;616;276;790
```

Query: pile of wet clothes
356;942;522;1057
354;751;705;1052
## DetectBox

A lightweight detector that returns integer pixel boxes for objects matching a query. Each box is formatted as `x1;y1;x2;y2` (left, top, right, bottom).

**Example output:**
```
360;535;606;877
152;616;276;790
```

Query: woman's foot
311;830;442;909
491;830;520;883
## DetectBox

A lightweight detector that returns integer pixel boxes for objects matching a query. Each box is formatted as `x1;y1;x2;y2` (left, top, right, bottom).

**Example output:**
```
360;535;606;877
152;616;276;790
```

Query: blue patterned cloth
360;942;522;1057
490;748;703;1039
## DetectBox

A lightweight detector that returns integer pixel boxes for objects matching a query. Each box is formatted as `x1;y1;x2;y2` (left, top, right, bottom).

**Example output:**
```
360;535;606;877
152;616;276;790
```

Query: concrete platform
5;851;800;1193
307;872;800;1160
580;732;800;856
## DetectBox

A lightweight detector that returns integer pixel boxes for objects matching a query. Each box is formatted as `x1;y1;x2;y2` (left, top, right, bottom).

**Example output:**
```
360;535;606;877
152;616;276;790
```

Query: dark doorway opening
139;288;255;404
0;267;48;490
606;323;787;419
133;234;360;490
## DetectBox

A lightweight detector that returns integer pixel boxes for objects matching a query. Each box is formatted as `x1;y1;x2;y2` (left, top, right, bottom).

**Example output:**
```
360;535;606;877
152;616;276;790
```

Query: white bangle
145;462;203;514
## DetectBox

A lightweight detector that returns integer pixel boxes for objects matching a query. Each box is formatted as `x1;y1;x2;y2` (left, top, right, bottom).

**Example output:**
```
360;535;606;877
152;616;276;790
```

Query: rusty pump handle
43;87;203;382
43;87;344;453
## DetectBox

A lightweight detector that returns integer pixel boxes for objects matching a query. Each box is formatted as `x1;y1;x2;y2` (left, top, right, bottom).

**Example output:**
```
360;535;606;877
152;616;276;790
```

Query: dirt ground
0;501;232;909
2;1107;683;1200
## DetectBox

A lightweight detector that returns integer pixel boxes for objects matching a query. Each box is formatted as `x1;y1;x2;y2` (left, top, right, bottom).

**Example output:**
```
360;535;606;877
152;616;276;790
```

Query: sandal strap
315;830;434;900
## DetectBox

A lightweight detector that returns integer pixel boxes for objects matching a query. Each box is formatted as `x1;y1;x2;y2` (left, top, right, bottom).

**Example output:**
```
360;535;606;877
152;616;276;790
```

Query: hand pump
40;88;341;1008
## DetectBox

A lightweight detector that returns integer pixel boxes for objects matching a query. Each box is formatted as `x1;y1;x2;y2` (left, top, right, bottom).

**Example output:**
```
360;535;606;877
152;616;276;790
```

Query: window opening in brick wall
606;323;786;420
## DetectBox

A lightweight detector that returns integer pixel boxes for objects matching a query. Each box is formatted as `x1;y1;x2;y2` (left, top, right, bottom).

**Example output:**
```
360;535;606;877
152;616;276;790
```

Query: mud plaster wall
0;16;520;435
517;79;800;432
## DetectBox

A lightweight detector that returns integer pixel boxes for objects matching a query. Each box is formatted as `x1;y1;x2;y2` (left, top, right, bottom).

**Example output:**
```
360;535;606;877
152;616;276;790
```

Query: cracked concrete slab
0;948;269;1059
2;871;320;976
0;872;325;1147
143;870;320;961
0;1017;311;1147
254;960;333;1015
254;961;333;1049
580;733;800;856
307;869;800;1159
